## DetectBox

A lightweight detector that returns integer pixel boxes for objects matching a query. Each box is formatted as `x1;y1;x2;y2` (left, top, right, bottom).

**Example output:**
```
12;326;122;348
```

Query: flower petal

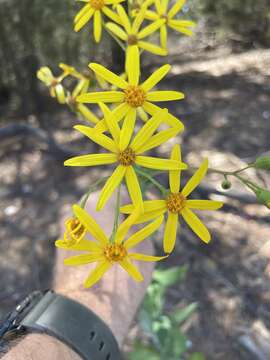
119;108;137;150
169;144;182;193
73;204;109;245
74;7;94;32
97;165;126;210
186;200;223;210
136;156;187;170
138;19;165;39
141;64;171;92
130;109;167;151
99;102;121;142
105;21;128;41
77;91;124;103
160;24;167;48
102;6;121;24
119;258;144;281
93;10;102;43
64;153;117;167
181;207;211;243
146;90;185;102
95;103;129;133
55;239;102;252
126;45;140;86
121;199;166;214
124;215;164;249
128;253;167;261
125;166;143;212
74;125;118;153
115;206;141;244
84;261;112;288
138;40;168;56
89;63;128;89
64;253;103;266
77;104;99;124
163;212;178;253
168;0;185;18
117;5;131;32
142;101;183;128
181;159;208;197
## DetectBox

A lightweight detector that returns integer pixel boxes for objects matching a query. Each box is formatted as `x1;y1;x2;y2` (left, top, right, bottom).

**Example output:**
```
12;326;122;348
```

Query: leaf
138;308;153;334
129;343;160;360
153;265;188;287
158;326;188;358
170;302;198;325
189;352;206;360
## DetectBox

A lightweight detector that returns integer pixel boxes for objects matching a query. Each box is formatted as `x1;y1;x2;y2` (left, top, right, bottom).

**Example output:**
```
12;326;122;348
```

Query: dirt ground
0;44;270;359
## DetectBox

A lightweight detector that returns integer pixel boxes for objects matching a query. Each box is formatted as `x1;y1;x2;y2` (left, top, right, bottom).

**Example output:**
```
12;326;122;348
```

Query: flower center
118;147;136;166
63;218;86;246
161;14;169;23
104;244;127;262
90;0;104;10
124;85;146;107
127;35;138;45
166;193;186;213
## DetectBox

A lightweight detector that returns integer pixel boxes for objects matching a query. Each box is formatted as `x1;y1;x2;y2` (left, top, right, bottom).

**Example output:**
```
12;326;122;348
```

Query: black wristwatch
0;290;121;360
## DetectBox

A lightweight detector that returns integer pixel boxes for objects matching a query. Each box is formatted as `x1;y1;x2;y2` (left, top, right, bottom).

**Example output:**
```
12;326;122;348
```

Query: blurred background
0;0;270;359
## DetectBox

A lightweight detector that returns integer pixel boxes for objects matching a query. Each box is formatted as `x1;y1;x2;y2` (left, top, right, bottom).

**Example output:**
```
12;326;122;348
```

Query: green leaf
129;343;160;360
153;265;188;287
170;302;198;325
159;326;188;358
189;352;206;360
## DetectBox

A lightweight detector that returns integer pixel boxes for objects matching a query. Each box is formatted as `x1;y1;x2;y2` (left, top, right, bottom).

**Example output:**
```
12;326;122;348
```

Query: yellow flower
121;144;223;253
74;0;124;43
77;48;185;132
106;4;167;57
144;0;196;48
64;106;187;211
37;66;66;104
56;204;167;288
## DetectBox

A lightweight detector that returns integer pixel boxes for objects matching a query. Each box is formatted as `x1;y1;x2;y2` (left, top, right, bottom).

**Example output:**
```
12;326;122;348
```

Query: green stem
135;167;168;196
110;184;121;243
80;176;109;209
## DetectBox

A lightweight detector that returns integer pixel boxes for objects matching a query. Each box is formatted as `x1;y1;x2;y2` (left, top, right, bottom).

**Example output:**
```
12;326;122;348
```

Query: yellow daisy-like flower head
74;0;124;42
64;105;187;212
106;4;167;58
56;205;167;288
144;0;196;48
77;48;185;132
121;144;223;253
37;66;66;104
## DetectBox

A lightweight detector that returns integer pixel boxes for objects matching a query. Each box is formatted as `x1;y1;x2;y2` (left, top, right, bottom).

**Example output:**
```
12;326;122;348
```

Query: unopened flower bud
254;156;270;171
221;179;232;190
255;189;270;209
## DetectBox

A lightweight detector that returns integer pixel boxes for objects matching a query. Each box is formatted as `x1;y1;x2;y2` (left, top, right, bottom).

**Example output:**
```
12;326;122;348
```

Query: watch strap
20;291;121;360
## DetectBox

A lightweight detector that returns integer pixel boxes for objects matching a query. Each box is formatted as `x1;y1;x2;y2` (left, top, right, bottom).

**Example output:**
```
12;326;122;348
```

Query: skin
2;192;154;360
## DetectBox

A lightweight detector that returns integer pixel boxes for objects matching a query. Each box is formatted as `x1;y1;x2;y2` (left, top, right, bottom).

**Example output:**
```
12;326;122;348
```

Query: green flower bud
254;156;270;171
255;189;270;209
221;179;232;190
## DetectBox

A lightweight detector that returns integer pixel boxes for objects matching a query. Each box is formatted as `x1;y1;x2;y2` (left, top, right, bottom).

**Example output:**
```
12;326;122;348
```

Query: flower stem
110;184;121;243
80;176;109;209
135;167;168;196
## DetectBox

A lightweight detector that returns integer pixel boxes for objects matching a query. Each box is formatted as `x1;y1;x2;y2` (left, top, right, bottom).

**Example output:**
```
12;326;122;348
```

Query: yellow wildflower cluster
38;0;223;288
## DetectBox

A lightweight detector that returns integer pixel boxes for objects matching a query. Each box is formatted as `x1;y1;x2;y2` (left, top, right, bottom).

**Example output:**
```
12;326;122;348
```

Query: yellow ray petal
124;215;164;249
136;208;167;224
77;91;124;103
130;109;167;152
141;64;171;92
64;153;117;167
138;40;168;56
138;19;165;39
77;104;99;124
95;103;129;133
186;200;223;210
115;207;141;244
136;127;181;154
125;166;143;212
64;253;104;266
168;0;186;18
136;156;187;170
121;199;166;214
55;84;65;104
99;102;120;142
119;258;144;281
126;46;140;86
169;22;194;36
102;6;121;24
144;10;159;21
132;7;146;33
84;261;112;288
105;22;128;41
160;24;167;48
97;165;126;211
142;101;184;129
181;159;208;197
55;239;102;252
181;207;211;243
93;10;102;43
117;5;131;32
163;212;178;253
146;90;185;102
128;253;167;261
74;7;94;32
169;144;182;193
89;63;128;89
74;125;118;153
73;204;109;245
74;4;91;23
119;108;136;150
